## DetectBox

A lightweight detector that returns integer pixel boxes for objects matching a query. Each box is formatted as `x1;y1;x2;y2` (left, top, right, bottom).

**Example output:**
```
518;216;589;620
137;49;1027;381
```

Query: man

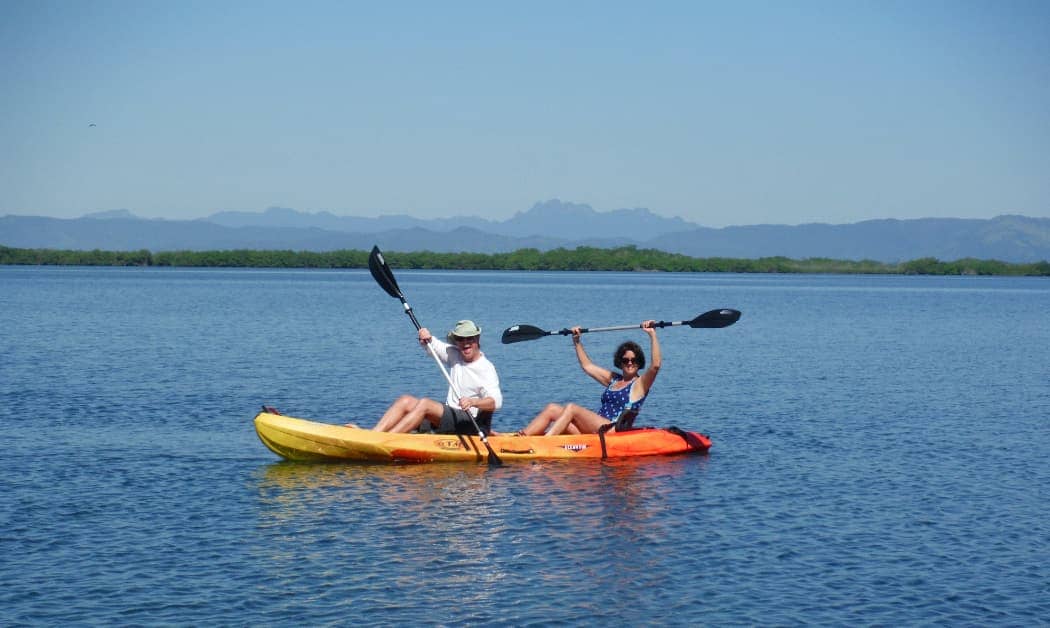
370;320;502;434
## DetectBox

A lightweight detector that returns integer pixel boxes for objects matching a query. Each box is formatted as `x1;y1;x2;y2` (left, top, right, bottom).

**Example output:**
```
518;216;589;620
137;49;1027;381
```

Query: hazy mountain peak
500;199;695;239
262;206;300;217
82;209;139;220
516;199;596;219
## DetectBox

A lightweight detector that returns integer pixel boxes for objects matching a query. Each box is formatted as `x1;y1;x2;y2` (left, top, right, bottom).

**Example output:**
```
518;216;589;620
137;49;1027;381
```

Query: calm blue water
2;266;1048;625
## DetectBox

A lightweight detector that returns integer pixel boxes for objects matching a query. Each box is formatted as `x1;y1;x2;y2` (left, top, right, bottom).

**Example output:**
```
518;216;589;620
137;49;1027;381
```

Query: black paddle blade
501;324;548;344
688;308;742;328
486;446;502;466
368;245;403;299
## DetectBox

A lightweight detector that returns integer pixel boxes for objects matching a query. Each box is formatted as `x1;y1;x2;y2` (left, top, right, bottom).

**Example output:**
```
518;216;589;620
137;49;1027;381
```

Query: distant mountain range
2;200;1049;263
203;199;695;242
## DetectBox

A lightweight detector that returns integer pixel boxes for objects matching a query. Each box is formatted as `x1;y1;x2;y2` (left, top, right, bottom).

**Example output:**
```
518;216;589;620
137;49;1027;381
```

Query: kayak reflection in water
361;319;503;435
517;320;661;436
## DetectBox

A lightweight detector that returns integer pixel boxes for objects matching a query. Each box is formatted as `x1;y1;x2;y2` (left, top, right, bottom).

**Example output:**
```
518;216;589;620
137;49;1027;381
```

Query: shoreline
2;245;1048;276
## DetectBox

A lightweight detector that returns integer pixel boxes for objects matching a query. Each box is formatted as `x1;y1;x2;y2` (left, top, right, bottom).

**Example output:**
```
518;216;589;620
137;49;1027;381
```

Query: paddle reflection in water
251;457;704;621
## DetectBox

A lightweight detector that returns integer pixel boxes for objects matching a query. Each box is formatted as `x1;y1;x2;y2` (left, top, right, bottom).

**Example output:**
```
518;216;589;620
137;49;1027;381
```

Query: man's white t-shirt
428;338;503;412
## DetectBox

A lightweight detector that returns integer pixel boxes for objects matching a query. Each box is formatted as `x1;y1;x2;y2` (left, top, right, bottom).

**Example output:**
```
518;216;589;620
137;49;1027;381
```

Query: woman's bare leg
546;403;610;435
519;403;564;435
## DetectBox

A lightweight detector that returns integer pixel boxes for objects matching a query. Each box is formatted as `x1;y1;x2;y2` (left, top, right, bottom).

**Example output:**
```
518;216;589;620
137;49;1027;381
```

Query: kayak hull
254;412;711;463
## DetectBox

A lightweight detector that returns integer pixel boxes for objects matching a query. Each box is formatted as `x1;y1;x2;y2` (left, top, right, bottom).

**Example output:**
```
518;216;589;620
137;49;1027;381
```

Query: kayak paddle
368;245;502;466
501;308;742;344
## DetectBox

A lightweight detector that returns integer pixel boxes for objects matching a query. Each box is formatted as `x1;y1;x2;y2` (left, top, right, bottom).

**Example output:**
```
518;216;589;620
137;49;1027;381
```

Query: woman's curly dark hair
614;341;646;370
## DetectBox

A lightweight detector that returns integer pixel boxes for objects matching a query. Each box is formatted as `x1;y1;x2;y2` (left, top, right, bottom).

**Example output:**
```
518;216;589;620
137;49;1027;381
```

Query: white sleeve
478;360;502;410
428;337;452;364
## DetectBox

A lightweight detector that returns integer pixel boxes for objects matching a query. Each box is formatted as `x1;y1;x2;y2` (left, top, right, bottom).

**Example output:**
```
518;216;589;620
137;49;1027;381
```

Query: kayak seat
597;408;640;459
612;407;639;432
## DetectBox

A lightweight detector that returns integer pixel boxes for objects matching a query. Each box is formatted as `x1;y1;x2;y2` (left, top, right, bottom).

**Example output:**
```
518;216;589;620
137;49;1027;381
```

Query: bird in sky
88;123;96;127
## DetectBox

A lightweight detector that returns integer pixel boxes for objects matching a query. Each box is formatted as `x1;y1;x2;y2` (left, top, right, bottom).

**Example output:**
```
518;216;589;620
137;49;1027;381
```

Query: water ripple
3;268;1049;624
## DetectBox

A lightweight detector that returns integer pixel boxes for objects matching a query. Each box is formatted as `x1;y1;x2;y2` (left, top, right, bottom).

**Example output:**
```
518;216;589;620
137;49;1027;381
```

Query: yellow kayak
254;411;711;463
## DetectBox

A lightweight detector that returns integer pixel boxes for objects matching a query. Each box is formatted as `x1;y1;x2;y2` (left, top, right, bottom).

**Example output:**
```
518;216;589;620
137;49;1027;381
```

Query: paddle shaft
561;320;694;336
501;309;740;344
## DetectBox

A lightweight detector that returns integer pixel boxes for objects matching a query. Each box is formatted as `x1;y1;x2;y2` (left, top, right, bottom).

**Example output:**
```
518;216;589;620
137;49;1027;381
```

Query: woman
518;320;660;436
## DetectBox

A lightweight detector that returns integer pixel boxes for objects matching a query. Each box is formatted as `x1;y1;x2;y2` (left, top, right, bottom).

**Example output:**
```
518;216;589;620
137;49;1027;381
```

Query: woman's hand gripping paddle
500;308;742;344
368;246;502;466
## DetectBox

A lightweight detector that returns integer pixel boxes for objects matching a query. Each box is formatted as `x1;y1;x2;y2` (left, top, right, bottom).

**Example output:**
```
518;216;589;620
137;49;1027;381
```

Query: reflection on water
256;457;696;519
250;458;704;622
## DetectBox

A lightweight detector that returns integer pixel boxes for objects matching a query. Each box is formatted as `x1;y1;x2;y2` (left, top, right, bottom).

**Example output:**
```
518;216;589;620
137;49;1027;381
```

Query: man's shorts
436;404;491;435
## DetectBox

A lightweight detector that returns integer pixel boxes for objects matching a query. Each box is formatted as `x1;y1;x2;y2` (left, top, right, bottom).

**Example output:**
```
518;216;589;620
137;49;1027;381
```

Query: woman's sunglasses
621;356;639;365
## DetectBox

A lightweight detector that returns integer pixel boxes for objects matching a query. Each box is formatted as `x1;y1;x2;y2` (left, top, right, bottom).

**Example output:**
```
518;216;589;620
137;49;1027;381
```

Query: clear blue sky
3;0;1048;227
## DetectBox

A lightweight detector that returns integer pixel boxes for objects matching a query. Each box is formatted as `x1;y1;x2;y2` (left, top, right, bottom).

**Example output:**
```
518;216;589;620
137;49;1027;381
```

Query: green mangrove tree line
1;245;1047;276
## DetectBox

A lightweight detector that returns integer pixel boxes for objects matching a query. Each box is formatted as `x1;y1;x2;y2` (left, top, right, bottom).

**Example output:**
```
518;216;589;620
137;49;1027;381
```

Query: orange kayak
254;412;711;463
